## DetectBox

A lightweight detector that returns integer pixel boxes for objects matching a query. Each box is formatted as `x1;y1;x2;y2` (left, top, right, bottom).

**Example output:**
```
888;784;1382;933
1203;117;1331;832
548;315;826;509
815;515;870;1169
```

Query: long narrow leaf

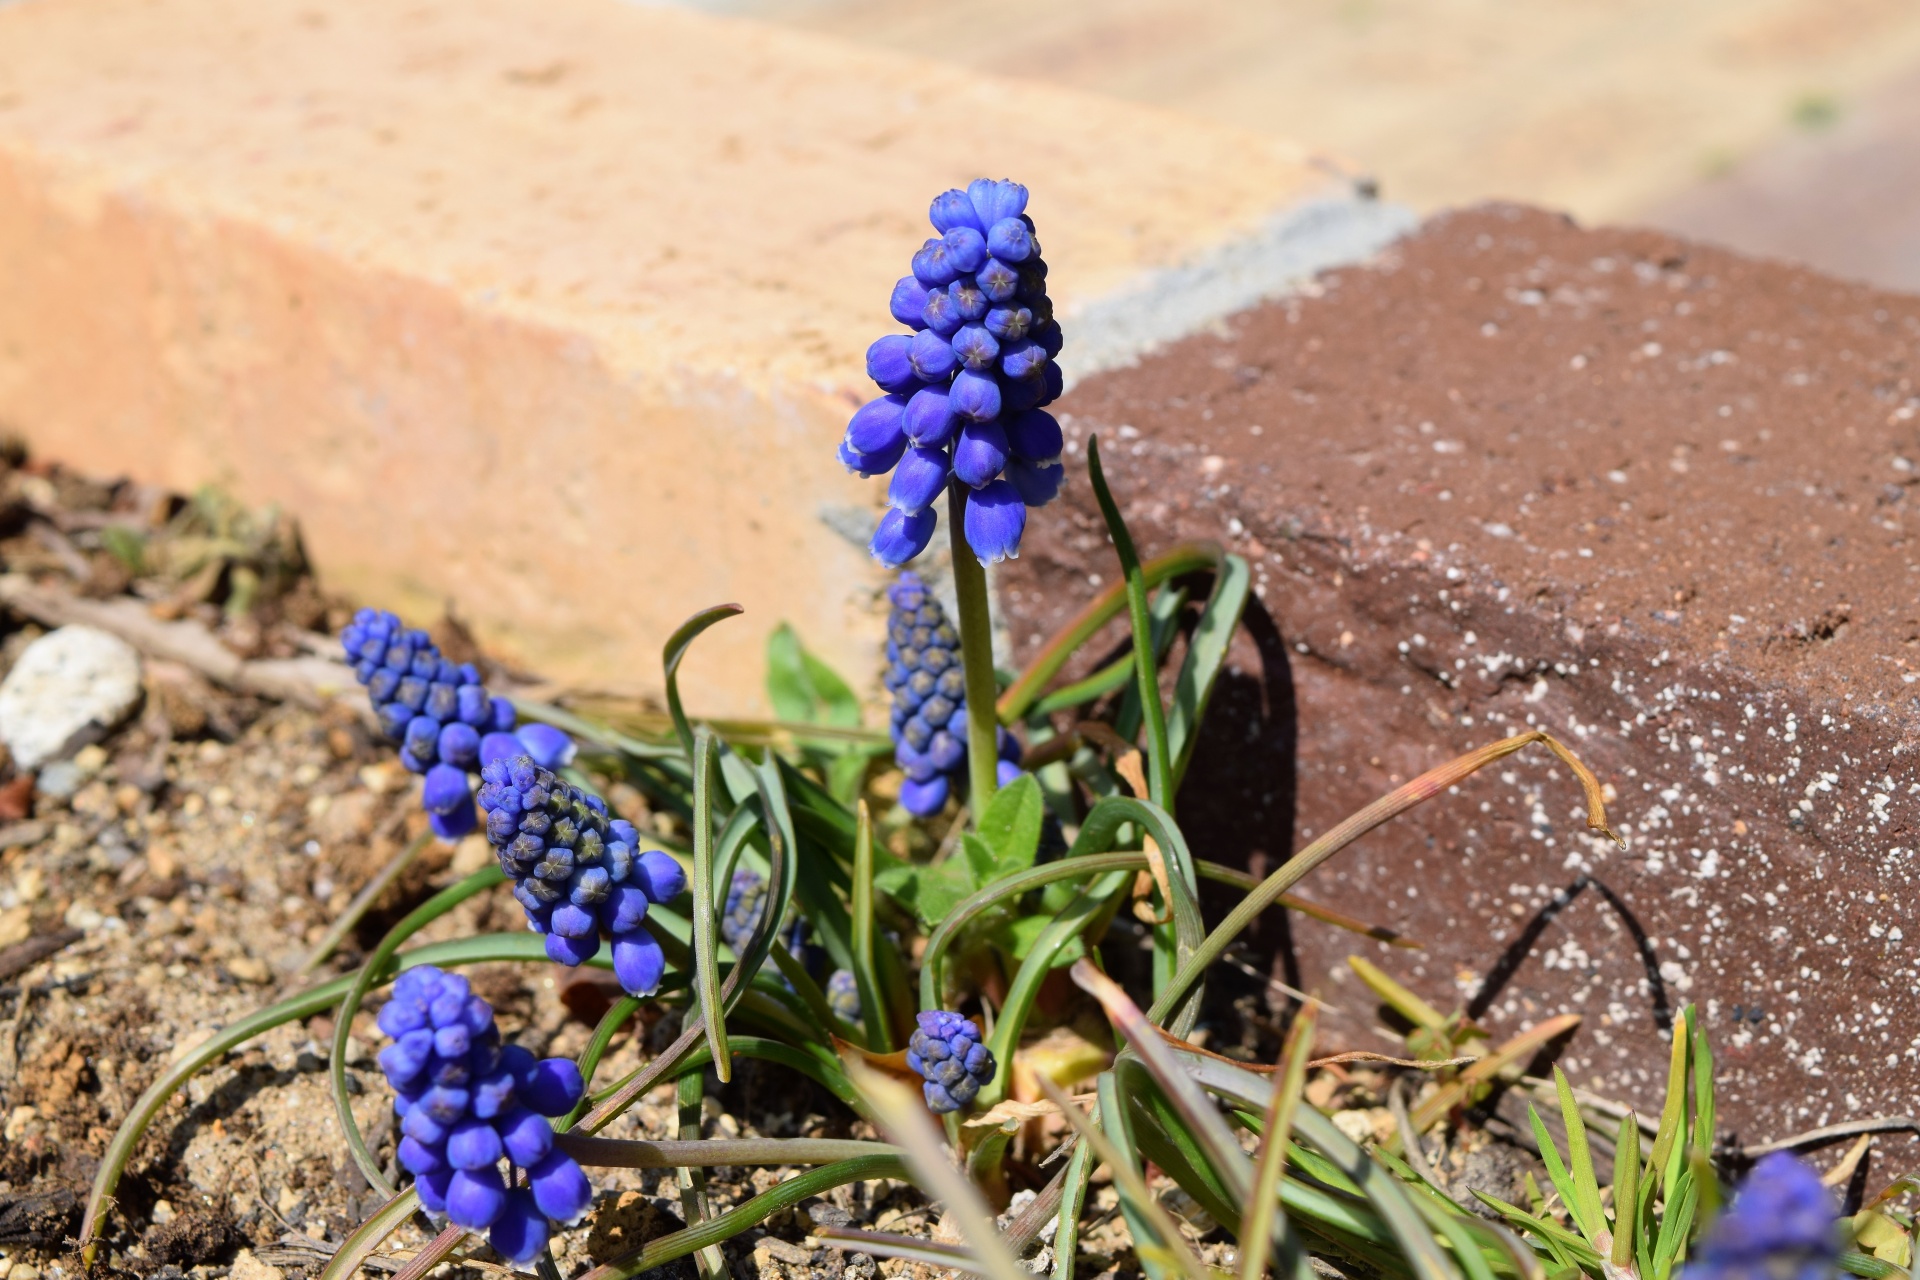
1167;551;1250;789
1553;1067;1607;1245
1240;1004;1318;1280
1611;1111;1641;1269
1146;731;1622;1027
663;603;744;759
691;727;731;1082
1051;1135;1097;1280
850;799;891;1051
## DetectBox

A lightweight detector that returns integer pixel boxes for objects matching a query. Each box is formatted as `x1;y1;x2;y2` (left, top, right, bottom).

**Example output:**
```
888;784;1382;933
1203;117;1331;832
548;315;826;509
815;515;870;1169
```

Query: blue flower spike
339;609;576;842
906;1010;995;1113
827;969;862;1023
375;965;590;1264
840;181;1065;568
883;572;1024;814
476;754;684;996
1684;1152;1840;1280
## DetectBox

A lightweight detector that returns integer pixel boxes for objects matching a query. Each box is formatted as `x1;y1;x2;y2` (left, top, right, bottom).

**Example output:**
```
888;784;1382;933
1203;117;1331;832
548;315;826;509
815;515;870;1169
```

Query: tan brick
0;0;1354;711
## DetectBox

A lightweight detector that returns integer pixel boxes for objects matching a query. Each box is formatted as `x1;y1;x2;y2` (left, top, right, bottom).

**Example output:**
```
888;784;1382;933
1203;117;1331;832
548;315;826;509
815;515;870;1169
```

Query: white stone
0;625;142;769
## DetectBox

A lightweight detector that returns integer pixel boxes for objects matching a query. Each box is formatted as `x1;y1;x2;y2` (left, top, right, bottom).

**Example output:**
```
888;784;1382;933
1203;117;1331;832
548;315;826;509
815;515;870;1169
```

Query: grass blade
1051;1135;1097;1280
844;1059;1033;1280
1086;434;1173;813
1553;1067;1607;1245
850;799;891;1051
815;1228;993;1273
690;727;731;1083
1349;955;1451;1035
663;603;745;759
1240;1003;1318;1280
1167;550;1250;790
1611;1111;1641;1269
1146;731;1622;1028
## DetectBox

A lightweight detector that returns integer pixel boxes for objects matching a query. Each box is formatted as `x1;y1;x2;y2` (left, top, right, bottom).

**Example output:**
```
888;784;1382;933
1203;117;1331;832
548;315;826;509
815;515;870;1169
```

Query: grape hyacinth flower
883;573;1022;816
906;1010;995;1113
839;180;1067;568
826;969;861;1023
375;965;592;1264
339;609;575;841
477;755;687;996
1684;1153;1840;1280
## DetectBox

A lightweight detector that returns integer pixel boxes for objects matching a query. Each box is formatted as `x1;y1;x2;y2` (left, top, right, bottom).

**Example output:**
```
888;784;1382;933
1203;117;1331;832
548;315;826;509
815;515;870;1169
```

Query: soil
1001;202;1920;1176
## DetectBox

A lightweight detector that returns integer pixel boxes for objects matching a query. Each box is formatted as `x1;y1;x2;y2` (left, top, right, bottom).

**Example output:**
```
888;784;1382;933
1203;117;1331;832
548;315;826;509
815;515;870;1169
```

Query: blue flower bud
438;721;481;769
398;1135;446;1175
984;306;1032;341
488;1190;552;1266
846;394;909;457
1005;409;1063;463
908;1009;996;1112
479;731;525;769
422;764;471;816
634;849;687;903
943;225;988;273
839;435;905;478
949;370;1002;423
908;329;959;382
967;179;1028;228
952;324;1000;372
899;774;949;817
446;1117;505;1170
930;188;983;232
904;386;960;448
415;1169;454;1214
921;287;962;337
911;237;959;288
522;1058;584;1117
515;723;575;770
403;715;440;767
952;420;1011;489
1038;361;1064;406
1034;319;1064;358
963;479;1027;564
1000;338;1048;381
996;759;1025;787
545;932;598;966
889;276;931;330
870;507;937;569
1006;458;1065;508
489;697;516;733
987;217;1033;263
976;258;1019;302
949;279;988;322
496;1106;554;1167
447;1166;509;1231
889;445;951;514
612;928;666;996
865;336;920;395
529;1148;594;1224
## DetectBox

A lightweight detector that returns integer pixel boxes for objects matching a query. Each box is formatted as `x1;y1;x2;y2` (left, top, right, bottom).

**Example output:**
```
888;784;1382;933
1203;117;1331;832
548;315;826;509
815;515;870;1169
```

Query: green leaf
961;834;1000;890
1553;1067;1607;1245
1527;1103;1588;1239
994;913;1088;965
1167;552;1250;790
974;773;1045;880
874;859;975;928
802;650;861;727
765;622;861;727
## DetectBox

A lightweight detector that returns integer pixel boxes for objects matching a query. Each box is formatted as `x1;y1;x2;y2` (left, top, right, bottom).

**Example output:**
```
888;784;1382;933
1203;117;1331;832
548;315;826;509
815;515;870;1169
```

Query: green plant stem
997;541;1224;722
315;1191;429;1280
297;830;433;974
555;1136;898;1167
1086;435;1172;813
690;727;730;1083
948;480;1002;821
561;995;644;1131
850;799;891;1052
331;867;507;1194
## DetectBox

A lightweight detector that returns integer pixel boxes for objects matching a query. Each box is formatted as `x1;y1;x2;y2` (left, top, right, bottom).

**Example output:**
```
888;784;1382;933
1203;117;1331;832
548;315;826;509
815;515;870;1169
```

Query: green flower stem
332;866;508;1194
948;480;1002;821
560;995;644;1131
850;800;892;1052
297;830;434;974
579;1155;907;1280
996;541;1224;724
315;1191;431;1280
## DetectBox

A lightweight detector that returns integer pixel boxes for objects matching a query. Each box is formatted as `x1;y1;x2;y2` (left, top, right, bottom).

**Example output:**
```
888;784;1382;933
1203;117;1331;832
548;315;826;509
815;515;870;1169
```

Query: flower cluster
376;966;592;1264
906;1010;995;1113
477;755;686;996
884;573;1021;815
340;610;574;840
840;180;1066;568
1685;1153;1840;1280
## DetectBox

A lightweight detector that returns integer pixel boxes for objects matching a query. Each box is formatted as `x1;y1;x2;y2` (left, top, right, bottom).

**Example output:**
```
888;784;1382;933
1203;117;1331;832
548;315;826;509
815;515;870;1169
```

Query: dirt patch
1002;202;1920;1174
